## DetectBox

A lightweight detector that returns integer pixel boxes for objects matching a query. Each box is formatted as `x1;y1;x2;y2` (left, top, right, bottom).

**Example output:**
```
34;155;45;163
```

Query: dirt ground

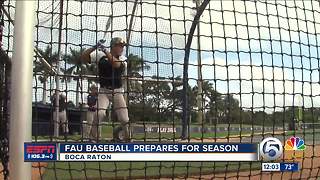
0;162;47;180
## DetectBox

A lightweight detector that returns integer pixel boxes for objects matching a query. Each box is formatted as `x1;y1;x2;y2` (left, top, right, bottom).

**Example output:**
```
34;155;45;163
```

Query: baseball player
84;84;99;139
51;92;69;135
81;37;130;142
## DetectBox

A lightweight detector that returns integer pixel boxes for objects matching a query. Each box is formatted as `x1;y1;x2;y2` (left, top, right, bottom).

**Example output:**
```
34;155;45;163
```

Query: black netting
0;0;10;179
1;0;320;179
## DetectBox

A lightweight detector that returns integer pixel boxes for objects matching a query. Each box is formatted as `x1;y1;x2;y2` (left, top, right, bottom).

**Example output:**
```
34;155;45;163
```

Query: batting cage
1;0;320;179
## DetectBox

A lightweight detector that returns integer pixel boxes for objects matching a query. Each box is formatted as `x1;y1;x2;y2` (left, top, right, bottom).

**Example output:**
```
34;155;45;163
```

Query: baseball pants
90;87;130;141
53;110;69;134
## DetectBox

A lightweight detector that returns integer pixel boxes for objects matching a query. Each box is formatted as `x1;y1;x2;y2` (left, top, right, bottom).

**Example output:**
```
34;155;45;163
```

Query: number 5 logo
260;137;283;161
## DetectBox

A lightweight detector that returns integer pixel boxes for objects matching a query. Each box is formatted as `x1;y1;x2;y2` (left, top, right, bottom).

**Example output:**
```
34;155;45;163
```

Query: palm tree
223;94;240;123
34;45;59;103
63;48;88;107
192;81;227;124
205;87;224;124
143;76;171;107
127;54;150;77
126;54;150;95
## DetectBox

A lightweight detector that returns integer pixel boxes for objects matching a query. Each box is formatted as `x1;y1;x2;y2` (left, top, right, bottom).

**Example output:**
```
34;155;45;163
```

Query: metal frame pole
195;0;203;124
182;0;210;139
54;0;64;137
124;0;138;102
9;1;36;179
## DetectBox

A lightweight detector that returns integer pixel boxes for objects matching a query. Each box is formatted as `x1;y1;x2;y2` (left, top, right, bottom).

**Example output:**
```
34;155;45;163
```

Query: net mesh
0;0;320;179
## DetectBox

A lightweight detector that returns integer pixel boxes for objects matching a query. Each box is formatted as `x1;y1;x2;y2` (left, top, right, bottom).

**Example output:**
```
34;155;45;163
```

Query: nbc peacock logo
284;137;306;151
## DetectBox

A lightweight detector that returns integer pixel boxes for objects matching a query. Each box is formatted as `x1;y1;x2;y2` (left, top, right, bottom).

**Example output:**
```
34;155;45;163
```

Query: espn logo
26;145;56;154
24;143;57;161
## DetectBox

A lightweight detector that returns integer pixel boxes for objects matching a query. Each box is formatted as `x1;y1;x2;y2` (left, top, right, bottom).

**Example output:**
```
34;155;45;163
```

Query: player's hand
98;39;106;44
102;48;109;55
93;39;106;49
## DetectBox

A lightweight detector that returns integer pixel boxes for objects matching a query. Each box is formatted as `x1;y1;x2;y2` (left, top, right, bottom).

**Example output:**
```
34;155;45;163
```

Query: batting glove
93;39;106;49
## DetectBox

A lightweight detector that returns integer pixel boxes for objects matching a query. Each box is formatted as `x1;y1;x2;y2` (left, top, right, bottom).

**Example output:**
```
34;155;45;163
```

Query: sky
2;0;320;112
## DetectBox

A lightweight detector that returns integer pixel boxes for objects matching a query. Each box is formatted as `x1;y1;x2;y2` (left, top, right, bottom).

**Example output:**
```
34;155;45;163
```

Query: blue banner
59;143;257;153
280;162;299;172
24;143;57;161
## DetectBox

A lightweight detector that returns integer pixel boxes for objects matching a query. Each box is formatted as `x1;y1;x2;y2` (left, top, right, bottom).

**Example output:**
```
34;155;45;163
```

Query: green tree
34;45;59;103
127;54;150;77
63;48;89;107
192;81;228;125
125;54;155;121
241;110;252;125
204;91;224;124
253;111;268;125
128;76;172;122
144;76;171;106
126;53;151;94
223;94;241;123
171;82;197;122
126;54;149;99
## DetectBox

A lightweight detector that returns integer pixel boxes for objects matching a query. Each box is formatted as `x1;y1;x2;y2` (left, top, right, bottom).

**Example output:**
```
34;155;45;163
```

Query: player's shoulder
90;49;107;63
119;55;127;61
120;55;127;67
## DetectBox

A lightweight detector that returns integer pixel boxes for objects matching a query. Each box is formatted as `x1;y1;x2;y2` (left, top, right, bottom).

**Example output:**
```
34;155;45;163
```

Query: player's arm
81;40;107;64
61;94;66;103
101;49;124;69
80;47;96;64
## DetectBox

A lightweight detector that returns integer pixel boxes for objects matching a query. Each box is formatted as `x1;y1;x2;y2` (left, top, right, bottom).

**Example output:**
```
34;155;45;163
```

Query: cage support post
182;0;210;139
9;0;36;179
